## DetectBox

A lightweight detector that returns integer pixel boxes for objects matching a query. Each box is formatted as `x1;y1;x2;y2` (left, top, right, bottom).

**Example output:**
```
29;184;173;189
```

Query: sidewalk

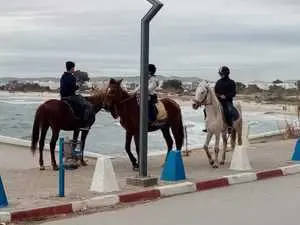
0;138;296;213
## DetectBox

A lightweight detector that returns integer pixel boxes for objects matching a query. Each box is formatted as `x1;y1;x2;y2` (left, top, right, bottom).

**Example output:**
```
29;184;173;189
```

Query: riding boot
202;109;207;132
148;100;156;123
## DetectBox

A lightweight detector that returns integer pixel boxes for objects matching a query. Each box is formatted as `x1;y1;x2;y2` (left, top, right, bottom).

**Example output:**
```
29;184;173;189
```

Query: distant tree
236;82;246;93
272;79;283;84
246;84;262;93
268;85;285;97
295;80;300;90
161;79;183;91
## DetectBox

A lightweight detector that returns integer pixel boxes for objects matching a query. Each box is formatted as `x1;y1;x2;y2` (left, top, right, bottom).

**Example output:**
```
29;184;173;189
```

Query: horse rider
60;61;95;129
202;66;236;133
134;64;159;122
214;65;236;133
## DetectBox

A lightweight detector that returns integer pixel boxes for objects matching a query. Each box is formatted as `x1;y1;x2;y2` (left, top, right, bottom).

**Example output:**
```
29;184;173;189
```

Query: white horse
192;82;243;168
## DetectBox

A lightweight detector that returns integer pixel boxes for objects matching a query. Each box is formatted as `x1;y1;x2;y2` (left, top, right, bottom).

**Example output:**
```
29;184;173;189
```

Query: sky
0;0;300;82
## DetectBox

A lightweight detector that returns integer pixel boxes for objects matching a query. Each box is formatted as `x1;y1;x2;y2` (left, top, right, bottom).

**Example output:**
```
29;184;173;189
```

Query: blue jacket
60;72;78;98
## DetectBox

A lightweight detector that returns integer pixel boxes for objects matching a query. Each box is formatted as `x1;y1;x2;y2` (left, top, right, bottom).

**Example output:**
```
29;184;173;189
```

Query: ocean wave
0;100;42;105
0;94;298;155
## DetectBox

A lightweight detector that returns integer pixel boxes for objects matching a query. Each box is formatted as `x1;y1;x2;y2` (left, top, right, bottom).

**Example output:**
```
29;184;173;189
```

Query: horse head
103;78;124;112
192;81;209;110
84;86;119;119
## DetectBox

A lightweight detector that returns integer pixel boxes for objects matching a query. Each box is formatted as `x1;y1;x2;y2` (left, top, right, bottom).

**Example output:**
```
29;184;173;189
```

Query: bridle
120;94;136;104
105;85;135;106
194;86;211;107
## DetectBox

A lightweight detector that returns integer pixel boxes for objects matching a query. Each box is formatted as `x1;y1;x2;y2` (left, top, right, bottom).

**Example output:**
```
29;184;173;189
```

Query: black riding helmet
218;66;230;77
148;64;156;76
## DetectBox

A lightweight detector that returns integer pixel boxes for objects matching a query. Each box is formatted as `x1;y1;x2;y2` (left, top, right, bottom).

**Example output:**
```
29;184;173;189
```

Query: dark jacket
60;72;78;98
214;76;236;102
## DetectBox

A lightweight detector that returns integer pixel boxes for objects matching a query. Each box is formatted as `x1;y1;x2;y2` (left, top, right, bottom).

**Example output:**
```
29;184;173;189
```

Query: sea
0;91;298;157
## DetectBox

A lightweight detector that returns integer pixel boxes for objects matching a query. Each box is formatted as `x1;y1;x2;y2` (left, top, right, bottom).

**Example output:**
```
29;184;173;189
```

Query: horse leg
50;129;59;170
72;129;80;161
125;132;138;170
221;131;227;165
160;126;174;168
133;134;140;165
213;133;221;168
79;129;89;166
237;120;243;146
203;132;214;166
170;124;184;151
72;129;80;147
161;126;173;152
231;129;237;151
39;124;49;170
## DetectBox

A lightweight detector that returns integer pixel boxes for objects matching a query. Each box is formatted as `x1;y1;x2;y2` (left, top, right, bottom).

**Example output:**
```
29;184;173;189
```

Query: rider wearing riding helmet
214;65;236;132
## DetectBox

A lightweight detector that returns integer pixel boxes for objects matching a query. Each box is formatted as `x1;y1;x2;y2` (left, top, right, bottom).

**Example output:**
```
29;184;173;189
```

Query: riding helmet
218;66;230;76
148;64;157;75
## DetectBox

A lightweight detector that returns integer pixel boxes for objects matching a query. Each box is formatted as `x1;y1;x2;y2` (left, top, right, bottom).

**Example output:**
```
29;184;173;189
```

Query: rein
119;94;136;104
195;87;212;106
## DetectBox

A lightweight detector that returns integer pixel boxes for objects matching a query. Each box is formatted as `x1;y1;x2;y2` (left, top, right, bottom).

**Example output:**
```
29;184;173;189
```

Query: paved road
41;174;300;225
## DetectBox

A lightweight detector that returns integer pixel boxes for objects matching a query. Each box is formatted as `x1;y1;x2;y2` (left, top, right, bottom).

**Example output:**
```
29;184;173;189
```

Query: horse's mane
86;88;107;105
206;85;222;117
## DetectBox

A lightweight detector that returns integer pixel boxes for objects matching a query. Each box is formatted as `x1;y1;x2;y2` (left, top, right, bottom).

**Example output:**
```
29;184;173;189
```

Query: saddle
231;106;240;122
219;104;240;127
136;94;168;124
155;101;168;121
61;96;94;128
61;98;82;119
148;100;168;127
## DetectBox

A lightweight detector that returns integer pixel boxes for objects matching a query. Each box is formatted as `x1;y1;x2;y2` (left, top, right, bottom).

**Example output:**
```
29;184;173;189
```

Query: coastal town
1;0;300;224
0;74;299;106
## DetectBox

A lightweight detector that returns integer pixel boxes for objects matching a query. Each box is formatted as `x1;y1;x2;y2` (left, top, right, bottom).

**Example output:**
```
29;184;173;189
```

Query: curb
1;164;300;223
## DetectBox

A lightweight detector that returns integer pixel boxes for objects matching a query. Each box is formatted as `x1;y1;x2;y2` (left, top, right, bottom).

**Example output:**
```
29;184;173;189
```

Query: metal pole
139;0;163;177
59;137;65;197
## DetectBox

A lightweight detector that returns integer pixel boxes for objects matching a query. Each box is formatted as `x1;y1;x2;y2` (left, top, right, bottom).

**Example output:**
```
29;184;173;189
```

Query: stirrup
227;127;233;134
80;127;90;131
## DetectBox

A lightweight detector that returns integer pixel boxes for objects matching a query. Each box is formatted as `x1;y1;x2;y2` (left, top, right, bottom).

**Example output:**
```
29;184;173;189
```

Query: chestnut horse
30;92;109;170
102;78;184;170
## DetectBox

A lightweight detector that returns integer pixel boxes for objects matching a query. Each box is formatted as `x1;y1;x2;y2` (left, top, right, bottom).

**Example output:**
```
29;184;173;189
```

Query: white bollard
90;156;120;193
229;121;252;171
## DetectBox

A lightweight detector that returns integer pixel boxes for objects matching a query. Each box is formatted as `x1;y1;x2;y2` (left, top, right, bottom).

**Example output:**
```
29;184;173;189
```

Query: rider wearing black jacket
60;61;94;129
214;66;236;128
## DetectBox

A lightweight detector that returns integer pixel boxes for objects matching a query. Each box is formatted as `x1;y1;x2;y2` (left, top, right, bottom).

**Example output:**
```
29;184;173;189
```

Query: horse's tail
172;100;185;150
162;98;184;150
31;106;42;154
177;107;185;150
235;101;243;145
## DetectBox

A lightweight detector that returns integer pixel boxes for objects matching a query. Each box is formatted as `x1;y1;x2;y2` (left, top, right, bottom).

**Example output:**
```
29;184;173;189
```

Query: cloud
0;0;299;81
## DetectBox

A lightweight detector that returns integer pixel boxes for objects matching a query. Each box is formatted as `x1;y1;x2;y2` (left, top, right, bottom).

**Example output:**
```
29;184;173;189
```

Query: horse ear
109;78;116;84
117;79;123;85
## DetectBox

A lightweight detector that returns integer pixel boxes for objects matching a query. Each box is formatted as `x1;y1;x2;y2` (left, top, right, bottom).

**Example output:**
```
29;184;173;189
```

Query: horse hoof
132;164;139;171
213;164;219;169
80;160;88;166
53;165;59;171
40;166;45;171
209;160;214;166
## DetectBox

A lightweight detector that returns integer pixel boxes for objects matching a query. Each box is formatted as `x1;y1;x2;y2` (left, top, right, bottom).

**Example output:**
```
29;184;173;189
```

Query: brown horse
30;91;110;170
102;78;184;170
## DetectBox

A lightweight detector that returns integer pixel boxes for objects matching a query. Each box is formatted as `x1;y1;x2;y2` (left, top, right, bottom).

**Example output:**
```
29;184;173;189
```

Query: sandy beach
161;93;299;118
